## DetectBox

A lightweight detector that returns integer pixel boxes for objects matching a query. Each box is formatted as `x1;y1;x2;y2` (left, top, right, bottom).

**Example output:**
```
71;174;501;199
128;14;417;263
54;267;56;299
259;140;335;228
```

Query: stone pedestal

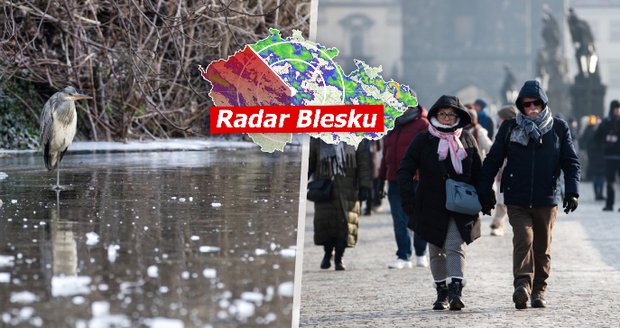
570;73;606;119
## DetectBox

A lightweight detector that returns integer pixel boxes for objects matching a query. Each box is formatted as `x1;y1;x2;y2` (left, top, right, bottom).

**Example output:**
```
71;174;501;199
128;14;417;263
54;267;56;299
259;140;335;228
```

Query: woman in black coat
397;95;482;311
308;138;372;271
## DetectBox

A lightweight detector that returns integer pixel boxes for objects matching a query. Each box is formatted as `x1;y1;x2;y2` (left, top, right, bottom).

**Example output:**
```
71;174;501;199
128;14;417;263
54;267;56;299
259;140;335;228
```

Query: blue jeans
388;181;427;259
593;175;605;197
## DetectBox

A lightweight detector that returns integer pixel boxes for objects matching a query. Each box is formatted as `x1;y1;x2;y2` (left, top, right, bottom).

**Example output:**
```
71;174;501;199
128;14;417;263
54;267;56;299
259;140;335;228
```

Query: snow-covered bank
0;137;303;155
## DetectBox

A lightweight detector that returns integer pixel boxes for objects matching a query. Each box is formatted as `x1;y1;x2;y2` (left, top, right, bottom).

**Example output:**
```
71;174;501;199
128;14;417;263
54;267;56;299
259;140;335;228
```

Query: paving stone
299;182;620;327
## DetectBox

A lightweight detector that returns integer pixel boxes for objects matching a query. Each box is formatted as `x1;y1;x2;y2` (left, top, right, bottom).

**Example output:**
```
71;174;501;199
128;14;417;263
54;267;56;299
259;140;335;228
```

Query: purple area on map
200;46;292;107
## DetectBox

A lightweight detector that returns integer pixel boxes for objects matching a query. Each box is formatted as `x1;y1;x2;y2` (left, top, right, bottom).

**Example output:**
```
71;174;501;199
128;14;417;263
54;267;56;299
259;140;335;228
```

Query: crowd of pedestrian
306;78;619;311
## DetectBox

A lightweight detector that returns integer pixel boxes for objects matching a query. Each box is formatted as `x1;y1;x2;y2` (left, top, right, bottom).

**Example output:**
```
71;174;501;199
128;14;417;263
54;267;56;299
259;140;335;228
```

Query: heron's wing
39;93;60;145
40;92;60;169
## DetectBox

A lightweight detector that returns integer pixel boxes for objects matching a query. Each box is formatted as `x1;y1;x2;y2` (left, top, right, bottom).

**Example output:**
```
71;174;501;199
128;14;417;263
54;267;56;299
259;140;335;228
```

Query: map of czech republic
200;28;417;152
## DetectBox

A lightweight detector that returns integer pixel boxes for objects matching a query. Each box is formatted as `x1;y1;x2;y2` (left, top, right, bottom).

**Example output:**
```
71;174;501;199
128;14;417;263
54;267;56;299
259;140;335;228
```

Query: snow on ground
0;139;259;155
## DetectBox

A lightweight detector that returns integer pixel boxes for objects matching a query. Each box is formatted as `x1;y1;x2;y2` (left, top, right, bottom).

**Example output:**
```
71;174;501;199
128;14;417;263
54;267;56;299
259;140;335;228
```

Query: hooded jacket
478;80;581;207
379;106;429;182
593;100;620;157
515;80;549;113
397;95;481;247
427;95;473;130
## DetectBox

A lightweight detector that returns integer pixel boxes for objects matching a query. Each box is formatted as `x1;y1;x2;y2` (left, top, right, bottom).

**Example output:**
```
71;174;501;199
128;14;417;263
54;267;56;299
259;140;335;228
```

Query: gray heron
40;86;92;190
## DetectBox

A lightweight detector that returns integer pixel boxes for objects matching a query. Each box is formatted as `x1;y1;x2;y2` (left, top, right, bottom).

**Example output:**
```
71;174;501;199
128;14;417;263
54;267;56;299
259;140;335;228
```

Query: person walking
378;104;429;269
465;108;493;159
581;115;606;201
308;138;372;271
358;138;376;216
595;100;620;211
489;105;518;236
477;80;580;309
473;98;495;139
370;140;384;213
397;95;482;311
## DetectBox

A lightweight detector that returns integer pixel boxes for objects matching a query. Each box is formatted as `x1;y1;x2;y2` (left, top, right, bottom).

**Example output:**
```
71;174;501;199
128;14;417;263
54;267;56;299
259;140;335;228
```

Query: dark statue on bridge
567;8;606;119
500;65;518;105
535;5;571;117
568;8;598;77
542;7;561;54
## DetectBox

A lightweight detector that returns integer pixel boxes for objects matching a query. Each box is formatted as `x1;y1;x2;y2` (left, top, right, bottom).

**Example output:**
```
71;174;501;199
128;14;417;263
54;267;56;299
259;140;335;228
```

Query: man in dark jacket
474;98;495;139
595;100;620;211
477;80;580;310
378;105;429;269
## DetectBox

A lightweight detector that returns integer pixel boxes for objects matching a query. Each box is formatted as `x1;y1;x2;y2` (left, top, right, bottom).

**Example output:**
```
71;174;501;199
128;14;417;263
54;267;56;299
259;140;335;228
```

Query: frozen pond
0;147;301;327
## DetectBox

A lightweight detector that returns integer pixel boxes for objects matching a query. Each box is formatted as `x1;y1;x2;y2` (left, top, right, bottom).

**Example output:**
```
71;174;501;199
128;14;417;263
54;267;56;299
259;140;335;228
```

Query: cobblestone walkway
299;182;620;327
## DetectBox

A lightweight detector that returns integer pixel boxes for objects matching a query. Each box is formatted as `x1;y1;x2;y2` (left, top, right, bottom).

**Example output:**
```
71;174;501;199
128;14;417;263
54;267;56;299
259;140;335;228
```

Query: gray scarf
319;141;356;176
510;107;554;146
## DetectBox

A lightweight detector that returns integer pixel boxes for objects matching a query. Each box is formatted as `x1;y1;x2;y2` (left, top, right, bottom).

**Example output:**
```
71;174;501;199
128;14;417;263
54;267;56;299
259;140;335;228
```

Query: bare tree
0;0;311;142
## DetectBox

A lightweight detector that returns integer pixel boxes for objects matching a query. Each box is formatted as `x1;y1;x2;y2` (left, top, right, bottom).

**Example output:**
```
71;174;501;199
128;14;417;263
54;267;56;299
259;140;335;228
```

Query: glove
377;180;386;199
358;187;370;202
402;202;415;216
563;194;578;214
479;192;496;216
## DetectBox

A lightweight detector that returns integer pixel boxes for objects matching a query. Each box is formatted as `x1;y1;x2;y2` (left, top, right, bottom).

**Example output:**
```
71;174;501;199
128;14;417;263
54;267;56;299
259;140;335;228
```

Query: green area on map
251;29;417;148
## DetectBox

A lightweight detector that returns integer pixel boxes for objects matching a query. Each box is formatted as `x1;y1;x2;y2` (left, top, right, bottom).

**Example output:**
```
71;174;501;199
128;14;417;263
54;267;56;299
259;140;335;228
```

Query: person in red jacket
378;104;430;268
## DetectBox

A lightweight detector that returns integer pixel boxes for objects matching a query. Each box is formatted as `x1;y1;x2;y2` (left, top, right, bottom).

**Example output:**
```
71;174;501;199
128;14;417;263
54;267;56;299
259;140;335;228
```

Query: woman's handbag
307;179;333;202
445;178;482;215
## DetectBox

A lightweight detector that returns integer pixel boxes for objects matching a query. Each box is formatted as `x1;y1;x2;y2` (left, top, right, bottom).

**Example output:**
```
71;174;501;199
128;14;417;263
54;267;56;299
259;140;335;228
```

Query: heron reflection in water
39;86;92;190
50;190;78;277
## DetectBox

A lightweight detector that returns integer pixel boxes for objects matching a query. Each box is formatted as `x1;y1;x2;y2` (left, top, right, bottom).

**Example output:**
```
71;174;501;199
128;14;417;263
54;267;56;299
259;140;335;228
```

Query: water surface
0;147;301;327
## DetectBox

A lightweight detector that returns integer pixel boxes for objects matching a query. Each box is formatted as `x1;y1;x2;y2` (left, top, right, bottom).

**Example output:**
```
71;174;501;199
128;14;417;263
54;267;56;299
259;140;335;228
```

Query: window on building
608;60;620;85
610;20;620;42
454;15;474;48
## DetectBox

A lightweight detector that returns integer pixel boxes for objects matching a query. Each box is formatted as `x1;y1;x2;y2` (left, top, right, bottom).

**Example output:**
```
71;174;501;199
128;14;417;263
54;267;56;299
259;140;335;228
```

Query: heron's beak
69;94;93;100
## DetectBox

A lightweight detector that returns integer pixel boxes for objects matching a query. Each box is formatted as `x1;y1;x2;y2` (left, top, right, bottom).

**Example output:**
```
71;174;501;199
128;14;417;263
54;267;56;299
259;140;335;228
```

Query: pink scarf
428;124;468;174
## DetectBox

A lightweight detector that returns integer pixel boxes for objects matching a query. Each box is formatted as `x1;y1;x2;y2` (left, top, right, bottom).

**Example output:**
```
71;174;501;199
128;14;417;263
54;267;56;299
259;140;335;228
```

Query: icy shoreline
1;137;304;155
0;138;286;155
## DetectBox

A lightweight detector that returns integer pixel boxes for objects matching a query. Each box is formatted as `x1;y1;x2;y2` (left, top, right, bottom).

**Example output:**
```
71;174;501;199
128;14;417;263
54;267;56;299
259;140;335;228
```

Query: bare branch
0;0;311;140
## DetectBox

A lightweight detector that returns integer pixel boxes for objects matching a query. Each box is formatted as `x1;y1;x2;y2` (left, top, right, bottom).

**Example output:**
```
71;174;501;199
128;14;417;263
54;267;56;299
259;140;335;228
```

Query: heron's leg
55;161;61;189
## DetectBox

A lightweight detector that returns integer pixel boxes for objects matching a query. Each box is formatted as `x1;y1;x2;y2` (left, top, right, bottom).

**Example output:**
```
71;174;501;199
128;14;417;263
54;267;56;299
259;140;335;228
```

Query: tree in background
0;0;311;149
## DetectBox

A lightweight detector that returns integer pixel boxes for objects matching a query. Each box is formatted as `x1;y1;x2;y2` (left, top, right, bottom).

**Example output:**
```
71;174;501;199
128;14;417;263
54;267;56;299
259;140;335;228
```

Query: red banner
210;105;384;133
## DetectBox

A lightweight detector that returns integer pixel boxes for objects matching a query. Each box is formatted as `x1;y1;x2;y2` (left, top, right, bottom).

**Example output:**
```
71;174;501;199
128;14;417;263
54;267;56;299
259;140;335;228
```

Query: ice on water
51;276;92;297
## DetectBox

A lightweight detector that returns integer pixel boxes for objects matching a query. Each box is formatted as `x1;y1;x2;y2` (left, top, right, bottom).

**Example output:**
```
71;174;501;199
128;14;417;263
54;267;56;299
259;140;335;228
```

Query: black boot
448;278;465;310
603;186;614;211
334;241;346;271
513;285;530;309
531;290;547;308
433;281;449;310
320;245;333;269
